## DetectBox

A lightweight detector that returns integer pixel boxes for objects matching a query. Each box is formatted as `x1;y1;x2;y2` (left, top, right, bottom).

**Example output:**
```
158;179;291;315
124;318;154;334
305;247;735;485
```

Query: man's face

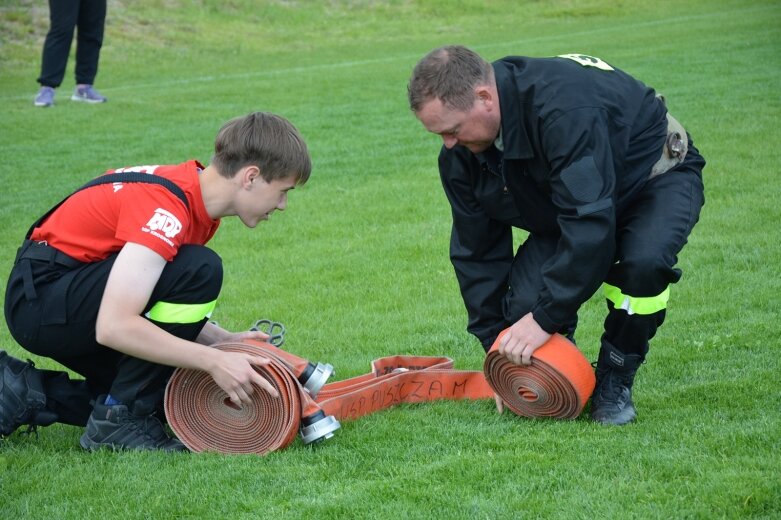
237;174;298;228
415;93;500;154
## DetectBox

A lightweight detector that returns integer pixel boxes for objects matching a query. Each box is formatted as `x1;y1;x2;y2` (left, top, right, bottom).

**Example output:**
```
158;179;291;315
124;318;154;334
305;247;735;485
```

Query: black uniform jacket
438;55;668;346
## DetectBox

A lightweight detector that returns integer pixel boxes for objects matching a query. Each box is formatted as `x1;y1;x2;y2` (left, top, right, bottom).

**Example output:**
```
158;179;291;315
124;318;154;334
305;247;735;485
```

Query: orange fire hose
164;332;595;454
315;354;494;420
484;331;595;419
164;341;326;454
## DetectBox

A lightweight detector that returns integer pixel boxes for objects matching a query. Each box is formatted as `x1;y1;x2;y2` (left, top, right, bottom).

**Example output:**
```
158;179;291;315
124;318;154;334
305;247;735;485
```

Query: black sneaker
1;351;57;437
590;344;642;426
79;397;187;452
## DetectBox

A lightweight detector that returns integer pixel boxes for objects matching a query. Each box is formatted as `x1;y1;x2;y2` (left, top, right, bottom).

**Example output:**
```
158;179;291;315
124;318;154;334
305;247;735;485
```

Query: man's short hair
211;112;312;184
407;45;494;113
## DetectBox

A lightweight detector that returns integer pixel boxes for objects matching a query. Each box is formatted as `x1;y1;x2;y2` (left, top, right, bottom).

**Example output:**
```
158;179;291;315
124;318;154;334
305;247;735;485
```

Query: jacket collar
492;60;534;160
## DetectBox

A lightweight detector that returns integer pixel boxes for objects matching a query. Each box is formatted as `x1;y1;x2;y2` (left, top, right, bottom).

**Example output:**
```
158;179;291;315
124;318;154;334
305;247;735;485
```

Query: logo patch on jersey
111;165;160;193
558;54;614;71
115;165;161;174
143;208;182;245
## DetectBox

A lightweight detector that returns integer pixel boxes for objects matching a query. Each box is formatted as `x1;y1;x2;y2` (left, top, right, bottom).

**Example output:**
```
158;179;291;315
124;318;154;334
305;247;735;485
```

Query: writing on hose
337;378;471;419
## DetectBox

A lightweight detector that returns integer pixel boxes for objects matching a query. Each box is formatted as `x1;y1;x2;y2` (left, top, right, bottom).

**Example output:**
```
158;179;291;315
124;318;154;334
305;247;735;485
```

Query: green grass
1;0;779;518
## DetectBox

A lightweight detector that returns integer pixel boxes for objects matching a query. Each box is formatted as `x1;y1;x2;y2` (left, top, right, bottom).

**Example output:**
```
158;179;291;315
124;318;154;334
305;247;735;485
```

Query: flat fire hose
164;333;595;454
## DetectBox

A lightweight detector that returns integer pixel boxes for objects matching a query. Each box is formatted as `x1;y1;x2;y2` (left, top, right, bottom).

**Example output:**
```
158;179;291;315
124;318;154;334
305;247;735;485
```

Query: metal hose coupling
249;319;286;348
299;410;340;445
298;361;334;398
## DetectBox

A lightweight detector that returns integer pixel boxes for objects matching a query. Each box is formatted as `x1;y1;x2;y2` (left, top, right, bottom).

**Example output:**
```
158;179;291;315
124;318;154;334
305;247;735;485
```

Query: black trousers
502;143;705;359
4;244;222;426
37;0;107;88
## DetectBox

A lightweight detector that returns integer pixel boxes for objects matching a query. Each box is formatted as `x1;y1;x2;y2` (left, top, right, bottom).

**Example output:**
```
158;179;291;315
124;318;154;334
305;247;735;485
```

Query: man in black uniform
407;45;705;425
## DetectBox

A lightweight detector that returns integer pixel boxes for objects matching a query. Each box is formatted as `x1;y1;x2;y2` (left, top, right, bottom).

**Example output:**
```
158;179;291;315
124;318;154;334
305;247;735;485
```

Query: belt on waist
650;96;689;178
164;332;595;454
16;240;83;269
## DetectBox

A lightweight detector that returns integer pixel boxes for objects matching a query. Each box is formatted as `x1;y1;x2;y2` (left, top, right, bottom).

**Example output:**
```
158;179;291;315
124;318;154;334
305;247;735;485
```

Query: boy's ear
242;165;261;189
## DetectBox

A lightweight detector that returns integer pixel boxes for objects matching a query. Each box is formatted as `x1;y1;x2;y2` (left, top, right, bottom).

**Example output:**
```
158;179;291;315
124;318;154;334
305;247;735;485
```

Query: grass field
1;0;779;518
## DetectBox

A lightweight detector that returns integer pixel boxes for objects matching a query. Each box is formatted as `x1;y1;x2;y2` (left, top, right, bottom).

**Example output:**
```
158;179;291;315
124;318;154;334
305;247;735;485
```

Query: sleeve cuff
531;307;560;335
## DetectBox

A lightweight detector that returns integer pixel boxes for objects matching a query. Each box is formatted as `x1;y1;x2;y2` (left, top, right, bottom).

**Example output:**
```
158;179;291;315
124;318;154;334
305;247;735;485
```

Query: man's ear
475;85;494;106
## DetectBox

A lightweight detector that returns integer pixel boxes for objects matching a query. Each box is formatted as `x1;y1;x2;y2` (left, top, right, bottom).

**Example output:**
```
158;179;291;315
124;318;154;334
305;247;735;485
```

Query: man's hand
207;350;280;407
497;312;551;366
494;393;505;414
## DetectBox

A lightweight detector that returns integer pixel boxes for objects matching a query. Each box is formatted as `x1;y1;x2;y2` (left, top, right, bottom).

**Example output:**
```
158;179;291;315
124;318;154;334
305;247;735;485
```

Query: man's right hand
498;312;551;366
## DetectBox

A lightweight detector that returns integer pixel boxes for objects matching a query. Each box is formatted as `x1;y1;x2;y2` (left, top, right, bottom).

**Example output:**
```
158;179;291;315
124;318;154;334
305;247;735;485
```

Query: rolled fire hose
164;340;334;454
484;331;595;419
165;332;595;454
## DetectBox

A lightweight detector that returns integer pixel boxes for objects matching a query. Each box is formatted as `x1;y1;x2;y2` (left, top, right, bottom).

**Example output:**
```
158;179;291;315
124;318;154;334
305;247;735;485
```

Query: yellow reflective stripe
603;284;670;315
145;300;217;324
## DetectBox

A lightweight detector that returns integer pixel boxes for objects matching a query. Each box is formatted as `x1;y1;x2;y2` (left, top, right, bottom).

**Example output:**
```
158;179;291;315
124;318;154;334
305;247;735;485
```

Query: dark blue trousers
37;0;107;87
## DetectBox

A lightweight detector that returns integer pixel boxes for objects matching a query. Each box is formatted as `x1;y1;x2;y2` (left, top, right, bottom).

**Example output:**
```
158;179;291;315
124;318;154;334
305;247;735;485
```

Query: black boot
590;342;642;426
79;396;187;452
1;351;58;437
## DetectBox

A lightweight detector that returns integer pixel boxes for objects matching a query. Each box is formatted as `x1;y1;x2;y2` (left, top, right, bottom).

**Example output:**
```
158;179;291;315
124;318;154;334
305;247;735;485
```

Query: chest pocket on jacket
474;172;522;224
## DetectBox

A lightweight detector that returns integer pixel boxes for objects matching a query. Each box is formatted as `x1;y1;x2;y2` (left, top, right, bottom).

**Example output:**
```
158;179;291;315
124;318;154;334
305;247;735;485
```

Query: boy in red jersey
1;112;311;451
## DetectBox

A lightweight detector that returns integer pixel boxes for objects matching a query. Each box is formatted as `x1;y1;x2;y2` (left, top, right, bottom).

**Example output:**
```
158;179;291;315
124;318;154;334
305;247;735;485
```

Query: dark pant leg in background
37;0;80;87
74;0;107;85
37;0;106;87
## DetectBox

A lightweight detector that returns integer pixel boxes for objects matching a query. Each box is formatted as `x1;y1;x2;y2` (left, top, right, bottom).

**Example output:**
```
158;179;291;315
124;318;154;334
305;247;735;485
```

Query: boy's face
237;174;297;228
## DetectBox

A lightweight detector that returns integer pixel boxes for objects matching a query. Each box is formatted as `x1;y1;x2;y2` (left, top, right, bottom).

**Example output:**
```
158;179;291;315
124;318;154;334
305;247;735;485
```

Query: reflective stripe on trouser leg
602;284;669;359
145;299;217;324
602;283;670;316
111;245;222;410
112;300;217;412
112;299;216;412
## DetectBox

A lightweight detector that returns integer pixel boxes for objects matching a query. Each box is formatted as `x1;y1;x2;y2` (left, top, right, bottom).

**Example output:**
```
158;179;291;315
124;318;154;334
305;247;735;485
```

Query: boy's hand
224;329;271;343
208;350;280;407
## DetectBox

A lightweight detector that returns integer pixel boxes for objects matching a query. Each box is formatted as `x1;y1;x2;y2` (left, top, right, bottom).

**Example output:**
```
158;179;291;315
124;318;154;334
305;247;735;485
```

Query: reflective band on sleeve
603;284;670;315
145;300;217;324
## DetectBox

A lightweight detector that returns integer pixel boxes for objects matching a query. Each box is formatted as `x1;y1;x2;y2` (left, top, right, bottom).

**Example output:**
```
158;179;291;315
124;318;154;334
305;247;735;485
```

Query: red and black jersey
30;160;220;262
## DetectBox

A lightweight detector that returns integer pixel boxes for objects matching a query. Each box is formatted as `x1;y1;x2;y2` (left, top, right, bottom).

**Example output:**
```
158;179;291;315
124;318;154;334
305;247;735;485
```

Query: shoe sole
79;431;187;452
70;96;106;104
590;407;637;425
34;102;53;107
79;432;108;451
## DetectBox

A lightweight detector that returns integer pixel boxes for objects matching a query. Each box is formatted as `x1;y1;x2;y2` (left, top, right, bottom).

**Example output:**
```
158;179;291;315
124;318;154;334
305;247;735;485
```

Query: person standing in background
34;0;108;107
